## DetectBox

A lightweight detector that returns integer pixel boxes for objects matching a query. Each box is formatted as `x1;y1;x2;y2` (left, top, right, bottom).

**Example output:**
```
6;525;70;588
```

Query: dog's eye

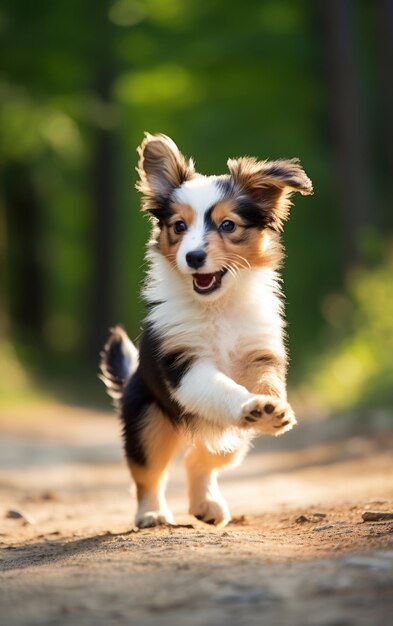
173;220;187;234
220;219;236;233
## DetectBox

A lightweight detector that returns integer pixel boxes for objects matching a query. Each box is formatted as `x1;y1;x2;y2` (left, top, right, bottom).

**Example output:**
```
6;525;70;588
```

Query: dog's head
136;133;313;300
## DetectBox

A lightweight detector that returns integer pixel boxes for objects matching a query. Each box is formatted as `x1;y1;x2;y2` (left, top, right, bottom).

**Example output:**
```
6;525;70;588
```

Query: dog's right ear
136;133;195;212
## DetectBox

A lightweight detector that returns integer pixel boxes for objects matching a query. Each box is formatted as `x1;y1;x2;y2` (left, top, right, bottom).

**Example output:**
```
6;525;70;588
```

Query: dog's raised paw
240;395;297;436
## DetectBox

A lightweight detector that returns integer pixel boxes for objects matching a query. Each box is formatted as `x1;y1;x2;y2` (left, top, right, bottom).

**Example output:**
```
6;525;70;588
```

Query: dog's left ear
227;157;313;231
136;133;195;211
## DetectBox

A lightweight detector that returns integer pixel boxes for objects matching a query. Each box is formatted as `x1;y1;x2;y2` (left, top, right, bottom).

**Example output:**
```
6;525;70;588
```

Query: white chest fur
143;252;286;378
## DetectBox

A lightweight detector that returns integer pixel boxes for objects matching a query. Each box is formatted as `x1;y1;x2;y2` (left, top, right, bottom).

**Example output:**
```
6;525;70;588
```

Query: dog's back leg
122;377;182;528
185;442;249;527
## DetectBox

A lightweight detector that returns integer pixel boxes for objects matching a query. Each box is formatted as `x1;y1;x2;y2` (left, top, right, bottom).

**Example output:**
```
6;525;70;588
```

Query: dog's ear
136;133;195;208
227;157;313;231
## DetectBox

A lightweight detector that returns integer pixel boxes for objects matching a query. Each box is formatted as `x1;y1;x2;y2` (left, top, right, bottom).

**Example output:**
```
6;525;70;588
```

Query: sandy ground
0;404;392;626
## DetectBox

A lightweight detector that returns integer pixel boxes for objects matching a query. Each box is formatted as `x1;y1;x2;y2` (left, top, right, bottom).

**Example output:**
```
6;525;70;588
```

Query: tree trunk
88;68;118;361
321;0;372;265
2;163;45;341
377;0;393;228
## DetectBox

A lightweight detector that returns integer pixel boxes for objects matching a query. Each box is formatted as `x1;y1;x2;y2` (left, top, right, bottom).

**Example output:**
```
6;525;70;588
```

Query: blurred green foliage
305;242;393;414
0;0;392;413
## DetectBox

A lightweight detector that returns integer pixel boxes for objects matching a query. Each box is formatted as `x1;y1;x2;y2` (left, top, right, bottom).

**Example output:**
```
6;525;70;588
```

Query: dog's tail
99;326;138;403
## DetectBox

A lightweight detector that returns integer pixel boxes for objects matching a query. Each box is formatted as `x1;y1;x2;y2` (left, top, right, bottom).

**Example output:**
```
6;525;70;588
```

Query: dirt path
0;405;392;626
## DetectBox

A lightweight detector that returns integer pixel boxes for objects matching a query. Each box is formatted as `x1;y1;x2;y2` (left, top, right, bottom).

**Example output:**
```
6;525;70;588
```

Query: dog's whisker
213;262;243;278
228;253;252;270
215;258;248;274
223;254;251;271
220;263;240;283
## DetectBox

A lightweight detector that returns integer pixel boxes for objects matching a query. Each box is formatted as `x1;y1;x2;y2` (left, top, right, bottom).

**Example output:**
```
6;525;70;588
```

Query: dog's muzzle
192;269;228;295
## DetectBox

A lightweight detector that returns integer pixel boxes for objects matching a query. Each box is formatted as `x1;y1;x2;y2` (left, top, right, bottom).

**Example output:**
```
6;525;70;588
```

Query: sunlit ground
1;399;392;626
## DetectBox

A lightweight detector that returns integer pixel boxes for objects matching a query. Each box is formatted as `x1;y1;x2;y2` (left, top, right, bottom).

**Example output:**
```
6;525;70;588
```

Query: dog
100;133;313;528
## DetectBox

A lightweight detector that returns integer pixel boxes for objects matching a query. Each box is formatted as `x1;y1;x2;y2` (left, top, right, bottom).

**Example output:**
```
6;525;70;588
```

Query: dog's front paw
240;395;297;436
190;498;231;528
135;510;174;529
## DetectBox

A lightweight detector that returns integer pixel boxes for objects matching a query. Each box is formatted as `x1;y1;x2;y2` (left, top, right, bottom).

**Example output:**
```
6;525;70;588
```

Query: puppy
100;133;313;528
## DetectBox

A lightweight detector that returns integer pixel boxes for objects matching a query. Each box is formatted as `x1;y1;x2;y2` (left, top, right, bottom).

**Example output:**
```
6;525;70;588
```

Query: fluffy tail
99;326;138;403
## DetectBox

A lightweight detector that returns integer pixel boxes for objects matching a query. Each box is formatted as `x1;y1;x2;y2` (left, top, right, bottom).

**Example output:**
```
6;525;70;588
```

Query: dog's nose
186;249;207;269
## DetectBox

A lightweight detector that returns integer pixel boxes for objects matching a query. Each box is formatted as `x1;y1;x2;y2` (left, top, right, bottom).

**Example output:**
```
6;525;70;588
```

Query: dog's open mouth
192;269;228;295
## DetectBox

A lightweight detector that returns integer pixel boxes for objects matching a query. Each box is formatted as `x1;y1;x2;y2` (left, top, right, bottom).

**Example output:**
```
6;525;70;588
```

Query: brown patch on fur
204;226;284;271
169;202;195;227
157;202;195;264
227;156;313;231
158;226;178;265
128;405;182;502
234;350;287;399
136;133;195;214
210;200;241;226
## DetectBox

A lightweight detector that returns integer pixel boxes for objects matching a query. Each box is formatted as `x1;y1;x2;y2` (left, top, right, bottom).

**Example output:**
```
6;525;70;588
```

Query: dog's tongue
194;273;215;288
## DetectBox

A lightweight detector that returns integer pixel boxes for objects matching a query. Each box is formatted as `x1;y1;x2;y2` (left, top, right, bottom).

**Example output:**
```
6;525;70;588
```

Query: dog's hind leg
185;442;249;528
122;376;182;528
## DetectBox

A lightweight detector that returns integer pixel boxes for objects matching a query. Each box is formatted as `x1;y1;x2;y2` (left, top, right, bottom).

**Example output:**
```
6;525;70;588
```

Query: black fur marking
234;197;268;229
121;370;153;466
148;195;174;224
100;332;129;390
119;324;195;466
215;175;233;198
204;206;217;232
261;162;306;189
138;324;194;427
145;300;165;310
161;351;195;388
99;327;135;403
262;164;294;179
204;178;234;234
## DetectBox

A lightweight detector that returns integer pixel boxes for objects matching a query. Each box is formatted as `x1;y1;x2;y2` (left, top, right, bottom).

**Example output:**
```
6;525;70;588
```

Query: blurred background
1;0;392;420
